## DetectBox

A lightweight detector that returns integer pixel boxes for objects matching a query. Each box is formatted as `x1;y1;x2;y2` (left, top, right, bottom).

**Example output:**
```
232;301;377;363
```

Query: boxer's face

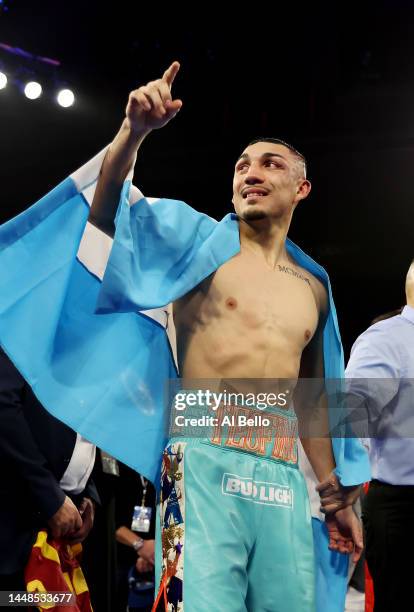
232;141;310;222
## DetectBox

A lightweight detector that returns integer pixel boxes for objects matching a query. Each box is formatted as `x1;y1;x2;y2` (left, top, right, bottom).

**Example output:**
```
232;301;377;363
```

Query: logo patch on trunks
221;473;294;509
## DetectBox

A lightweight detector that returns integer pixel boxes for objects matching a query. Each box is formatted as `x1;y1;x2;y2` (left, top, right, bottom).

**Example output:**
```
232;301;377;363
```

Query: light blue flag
0;150;177;483
0;148;370;611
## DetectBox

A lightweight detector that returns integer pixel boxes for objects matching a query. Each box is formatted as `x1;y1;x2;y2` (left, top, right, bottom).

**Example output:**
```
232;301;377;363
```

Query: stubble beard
241;207;268;221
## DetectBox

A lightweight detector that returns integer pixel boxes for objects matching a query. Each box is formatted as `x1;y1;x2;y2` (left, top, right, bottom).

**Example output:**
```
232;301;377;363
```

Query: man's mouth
242;188;268;199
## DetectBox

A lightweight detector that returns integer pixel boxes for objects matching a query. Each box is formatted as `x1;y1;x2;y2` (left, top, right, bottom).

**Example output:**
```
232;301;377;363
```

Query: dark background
1;1;413;357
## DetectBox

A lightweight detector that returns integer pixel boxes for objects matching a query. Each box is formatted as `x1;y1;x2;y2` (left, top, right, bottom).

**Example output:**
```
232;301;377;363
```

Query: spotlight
56;88;75;108
0;71;7;89
24;81;42;100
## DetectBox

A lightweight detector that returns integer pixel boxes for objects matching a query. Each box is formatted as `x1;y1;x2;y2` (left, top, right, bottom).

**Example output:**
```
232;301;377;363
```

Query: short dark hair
247;137;307;176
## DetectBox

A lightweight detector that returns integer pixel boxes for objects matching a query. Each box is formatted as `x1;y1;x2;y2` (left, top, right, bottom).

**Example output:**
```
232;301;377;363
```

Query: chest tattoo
277;265;310;286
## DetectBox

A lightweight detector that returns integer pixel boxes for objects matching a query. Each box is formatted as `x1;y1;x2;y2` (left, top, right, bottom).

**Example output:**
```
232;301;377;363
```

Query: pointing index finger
163;61;180;89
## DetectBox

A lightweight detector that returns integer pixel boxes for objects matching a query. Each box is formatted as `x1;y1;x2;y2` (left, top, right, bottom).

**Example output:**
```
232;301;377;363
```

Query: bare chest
174;252;320;347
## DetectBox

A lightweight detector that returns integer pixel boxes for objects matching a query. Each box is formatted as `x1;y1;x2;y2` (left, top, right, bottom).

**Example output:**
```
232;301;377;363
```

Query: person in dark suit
0;348;99;595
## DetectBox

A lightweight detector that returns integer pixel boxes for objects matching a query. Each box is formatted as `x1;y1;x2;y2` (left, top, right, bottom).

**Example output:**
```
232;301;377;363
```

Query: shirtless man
89;62;363;611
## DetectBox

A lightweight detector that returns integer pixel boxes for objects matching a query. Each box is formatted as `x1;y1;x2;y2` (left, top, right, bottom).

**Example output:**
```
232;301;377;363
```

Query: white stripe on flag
70;145;143;206
72;146;177;361
77;221;169;330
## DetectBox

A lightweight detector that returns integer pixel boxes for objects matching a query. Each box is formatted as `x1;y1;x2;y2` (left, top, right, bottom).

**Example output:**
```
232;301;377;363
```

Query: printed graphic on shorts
154;443;186;612
221;473;294;509
210;404;298;464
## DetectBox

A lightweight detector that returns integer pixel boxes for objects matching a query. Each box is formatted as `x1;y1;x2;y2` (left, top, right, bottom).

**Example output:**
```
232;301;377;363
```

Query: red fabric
363;483;374;612
365;562;375;612
24;531;92;612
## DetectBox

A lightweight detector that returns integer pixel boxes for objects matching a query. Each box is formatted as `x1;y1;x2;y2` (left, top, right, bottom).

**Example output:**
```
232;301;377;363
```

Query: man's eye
266;160;282;168
237;164;248;172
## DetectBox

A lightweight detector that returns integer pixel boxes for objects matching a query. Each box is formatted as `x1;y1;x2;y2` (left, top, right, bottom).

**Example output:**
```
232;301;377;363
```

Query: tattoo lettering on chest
277;265;311;285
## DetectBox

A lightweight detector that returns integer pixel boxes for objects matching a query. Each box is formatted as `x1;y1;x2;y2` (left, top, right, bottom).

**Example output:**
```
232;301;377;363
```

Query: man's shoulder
353;316;405;353
365;315;405;336
300;266;328;316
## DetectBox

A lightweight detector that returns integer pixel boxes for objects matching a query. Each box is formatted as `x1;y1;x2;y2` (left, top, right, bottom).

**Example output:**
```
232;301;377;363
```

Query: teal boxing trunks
154;402;315;612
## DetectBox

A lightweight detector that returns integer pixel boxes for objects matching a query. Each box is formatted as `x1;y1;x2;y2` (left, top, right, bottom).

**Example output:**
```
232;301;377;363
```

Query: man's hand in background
47;495;83;539
66;497;95;544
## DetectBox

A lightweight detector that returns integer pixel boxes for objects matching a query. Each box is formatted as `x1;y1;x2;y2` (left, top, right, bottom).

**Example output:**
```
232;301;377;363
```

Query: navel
225;297;238;310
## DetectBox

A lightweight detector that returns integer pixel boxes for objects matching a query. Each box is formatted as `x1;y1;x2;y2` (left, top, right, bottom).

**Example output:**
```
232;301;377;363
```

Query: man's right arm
89;61;182;237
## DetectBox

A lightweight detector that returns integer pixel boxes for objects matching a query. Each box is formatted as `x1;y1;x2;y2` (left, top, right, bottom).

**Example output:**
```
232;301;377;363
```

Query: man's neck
238;217;291;269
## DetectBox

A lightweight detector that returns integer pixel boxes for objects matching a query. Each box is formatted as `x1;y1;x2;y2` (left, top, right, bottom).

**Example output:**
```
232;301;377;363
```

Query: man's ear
295;179;312;205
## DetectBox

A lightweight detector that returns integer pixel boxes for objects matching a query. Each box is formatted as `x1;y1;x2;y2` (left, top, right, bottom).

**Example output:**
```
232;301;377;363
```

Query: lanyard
140;475;147;507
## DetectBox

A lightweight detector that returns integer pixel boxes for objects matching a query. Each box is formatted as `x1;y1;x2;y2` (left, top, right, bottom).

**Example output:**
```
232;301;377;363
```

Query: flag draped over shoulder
0;148;176;483
0;147;370;612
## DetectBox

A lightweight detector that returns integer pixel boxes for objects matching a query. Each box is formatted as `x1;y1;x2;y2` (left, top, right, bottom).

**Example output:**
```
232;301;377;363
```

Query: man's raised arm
89;61;182;237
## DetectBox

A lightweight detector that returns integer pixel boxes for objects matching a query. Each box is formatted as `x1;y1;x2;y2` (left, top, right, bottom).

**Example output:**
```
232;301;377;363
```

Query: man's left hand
325;506;363;563
66;497;95;544
136;557;153;573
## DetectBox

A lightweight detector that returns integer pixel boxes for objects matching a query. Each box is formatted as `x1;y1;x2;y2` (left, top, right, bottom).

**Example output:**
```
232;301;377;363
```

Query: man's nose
244;163;264;184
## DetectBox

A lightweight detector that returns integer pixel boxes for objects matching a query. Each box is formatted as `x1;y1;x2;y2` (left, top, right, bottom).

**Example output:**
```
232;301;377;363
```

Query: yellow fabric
71;542;82;556
72;566;89;594
62;572;74;592
32;530;60;564
26;579;55;610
